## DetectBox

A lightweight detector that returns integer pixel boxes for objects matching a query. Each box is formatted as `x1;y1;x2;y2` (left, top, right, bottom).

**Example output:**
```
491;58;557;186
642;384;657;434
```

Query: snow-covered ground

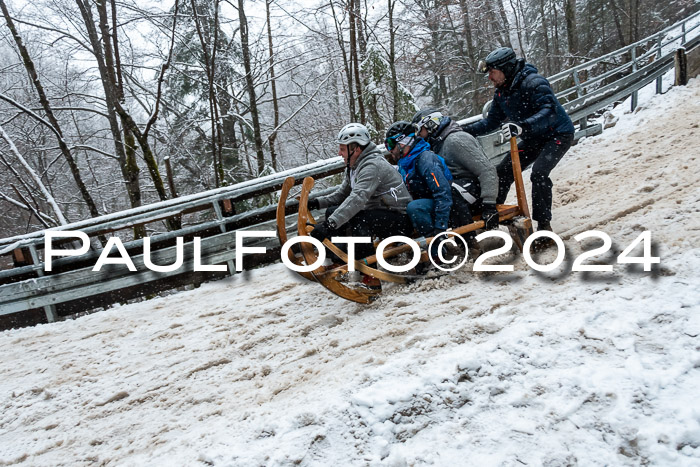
1;78;699;467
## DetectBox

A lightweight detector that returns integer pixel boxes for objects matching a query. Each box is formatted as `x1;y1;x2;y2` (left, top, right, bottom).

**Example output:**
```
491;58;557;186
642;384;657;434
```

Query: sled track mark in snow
300;315;345;337
95;391;129;406
187;358;231;378
256;282;300;300
560;197;656;240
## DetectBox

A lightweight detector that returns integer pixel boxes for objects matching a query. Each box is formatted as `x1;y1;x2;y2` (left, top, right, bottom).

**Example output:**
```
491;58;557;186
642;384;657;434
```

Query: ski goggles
385;134;414;151
416;113;442;132
385;134;402;151
477;60;490;74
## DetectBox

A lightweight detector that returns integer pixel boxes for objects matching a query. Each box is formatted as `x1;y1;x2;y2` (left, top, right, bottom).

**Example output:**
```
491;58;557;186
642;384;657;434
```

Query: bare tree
0;0;100;219
74;0;173;205
0;123;67;225
190;0;225;185
564;0;578;65
266;0;280;171
349;0;365;124
237;0;266;175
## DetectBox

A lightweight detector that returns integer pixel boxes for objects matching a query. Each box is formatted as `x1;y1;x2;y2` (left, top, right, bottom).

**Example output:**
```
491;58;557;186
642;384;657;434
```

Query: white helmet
336;123;371;146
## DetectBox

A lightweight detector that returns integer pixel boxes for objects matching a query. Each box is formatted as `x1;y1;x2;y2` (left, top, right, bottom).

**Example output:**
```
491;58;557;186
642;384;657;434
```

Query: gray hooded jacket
429;120;499;205
316;143;412;228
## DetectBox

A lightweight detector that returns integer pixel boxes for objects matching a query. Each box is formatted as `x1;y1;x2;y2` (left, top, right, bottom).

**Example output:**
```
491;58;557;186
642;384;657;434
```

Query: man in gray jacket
412;109;500;230
308;123;413;263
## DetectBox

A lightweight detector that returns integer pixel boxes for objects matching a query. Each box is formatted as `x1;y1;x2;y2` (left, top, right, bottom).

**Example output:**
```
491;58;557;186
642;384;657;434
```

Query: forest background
0;0;696;239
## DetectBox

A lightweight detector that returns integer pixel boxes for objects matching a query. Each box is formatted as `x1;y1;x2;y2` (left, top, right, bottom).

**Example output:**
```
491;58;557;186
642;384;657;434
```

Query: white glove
500;122;523;143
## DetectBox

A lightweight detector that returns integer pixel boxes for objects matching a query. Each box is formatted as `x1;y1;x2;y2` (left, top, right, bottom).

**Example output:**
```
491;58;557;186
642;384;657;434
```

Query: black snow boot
532;221;556;251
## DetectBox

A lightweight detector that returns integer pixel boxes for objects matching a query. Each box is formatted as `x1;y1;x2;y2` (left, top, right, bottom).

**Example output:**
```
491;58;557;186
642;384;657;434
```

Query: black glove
307;198;320;211
309;220;333;242
481;203;499;230
501;122;524;139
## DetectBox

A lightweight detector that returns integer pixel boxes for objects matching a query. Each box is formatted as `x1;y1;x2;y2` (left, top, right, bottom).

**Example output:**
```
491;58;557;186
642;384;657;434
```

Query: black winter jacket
464;61;575;139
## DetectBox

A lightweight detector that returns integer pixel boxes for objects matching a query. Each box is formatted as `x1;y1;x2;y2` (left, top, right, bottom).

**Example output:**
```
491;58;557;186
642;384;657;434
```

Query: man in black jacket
463;47;575;235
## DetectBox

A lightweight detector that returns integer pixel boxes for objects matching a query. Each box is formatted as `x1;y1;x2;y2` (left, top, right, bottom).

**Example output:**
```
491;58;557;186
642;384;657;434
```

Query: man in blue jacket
411;108;499;231
385;121;470;267
385;121;453;239
463;47;575;237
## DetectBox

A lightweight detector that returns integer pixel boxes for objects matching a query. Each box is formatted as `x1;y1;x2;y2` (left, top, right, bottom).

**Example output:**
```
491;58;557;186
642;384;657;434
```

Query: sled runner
276;176;315;282
275;135;533;303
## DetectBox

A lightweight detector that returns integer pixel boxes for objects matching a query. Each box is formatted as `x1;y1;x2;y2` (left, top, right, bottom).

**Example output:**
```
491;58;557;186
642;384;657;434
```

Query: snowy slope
1;79;699;467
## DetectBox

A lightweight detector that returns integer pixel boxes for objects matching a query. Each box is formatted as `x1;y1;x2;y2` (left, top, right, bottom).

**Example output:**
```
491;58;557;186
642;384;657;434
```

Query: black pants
449;178;483;228
324;206;413;259
496;133;574;223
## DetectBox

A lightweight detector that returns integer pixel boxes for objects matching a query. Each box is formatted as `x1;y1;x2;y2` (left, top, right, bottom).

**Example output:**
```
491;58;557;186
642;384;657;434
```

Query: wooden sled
275;135;533;303
276;176;315;281
297;177;380;303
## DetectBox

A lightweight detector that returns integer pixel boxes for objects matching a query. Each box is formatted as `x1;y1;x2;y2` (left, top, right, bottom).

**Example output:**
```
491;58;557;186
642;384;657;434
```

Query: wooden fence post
675;48;688;86
631;46;638;111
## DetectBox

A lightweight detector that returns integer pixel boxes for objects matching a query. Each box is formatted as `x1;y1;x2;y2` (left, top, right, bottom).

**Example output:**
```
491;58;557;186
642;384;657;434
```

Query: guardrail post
211;201;236;274
675;48;688;86
572;71;587;129
631;47;638;111
656;37;664;94
27;244;58;323
13;245;58;323
682;22;686;44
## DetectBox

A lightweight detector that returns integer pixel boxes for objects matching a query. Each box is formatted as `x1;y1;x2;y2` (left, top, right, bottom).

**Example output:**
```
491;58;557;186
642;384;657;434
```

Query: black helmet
411;108;444;136
385;121;414;151
478;47;517;77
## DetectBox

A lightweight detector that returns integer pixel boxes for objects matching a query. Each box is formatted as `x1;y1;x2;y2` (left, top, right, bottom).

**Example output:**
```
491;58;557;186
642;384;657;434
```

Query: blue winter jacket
464;61;575;139
398;139;453;231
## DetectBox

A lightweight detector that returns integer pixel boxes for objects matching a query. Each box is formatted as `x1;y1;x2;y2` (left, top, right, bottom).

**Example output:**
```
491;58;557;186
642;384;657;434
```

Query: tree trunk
1;0;100;219
349;0;365;124
102;0;144;237
564;0;578;65
459;0;481;114
266;0;279;171
238;0;266;175
388;0;399;121
608;0;628;48
191;0;225;186
538;0;552;75
356;0;366;57
218;89;240;181
76;0;170;204
330;0;355;120
496;0;513;48
552;0;561;72
423;3;446;106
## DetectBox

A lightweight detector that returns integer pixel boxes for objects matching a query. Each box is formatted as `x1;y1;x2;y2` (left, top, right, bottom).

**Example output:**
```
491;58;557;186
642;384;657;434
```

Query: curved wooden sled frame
275;136;533;303
297;177;379;303
276;176;315;281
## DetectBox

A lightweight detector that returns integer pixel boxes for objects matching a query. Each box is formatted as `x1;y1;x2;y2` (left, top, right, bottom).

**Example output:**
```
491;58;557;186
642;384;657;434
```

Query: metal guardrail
1;10;699;325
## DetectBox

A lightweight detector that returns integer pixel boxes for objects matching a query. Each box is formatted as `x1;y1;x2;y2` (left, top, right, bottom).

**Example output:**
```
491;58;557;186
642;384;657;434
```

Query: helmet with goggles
384;121;414;151
411;108;443;136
